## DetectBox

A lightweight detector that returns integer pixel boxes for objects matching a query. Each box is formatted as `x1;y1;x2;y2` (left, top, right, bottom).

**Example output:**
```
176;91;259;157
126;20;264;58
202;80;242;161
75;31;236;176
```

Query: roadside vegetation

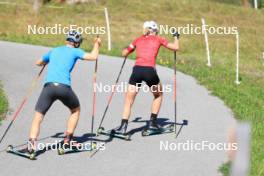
0;83;8;124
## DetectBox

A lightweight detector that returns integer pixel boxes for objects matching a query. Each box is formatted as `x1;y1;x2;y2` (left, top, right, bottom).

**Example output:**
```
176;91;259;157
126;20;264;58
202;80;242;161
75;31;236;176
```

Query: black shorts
35;83;80;115
129;66;160;87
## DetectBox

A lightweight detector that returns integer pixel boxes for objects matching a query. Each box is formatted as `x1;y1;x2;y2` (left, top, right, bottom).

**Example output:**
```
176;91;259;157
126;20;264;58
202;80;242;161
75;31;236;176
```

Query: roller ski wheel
168;124;175;131
142;129;150;136
91;142;97;150
124;134;131;140
6;145;13;152
97;127;105;135
58;147;65;155
29;152;37;160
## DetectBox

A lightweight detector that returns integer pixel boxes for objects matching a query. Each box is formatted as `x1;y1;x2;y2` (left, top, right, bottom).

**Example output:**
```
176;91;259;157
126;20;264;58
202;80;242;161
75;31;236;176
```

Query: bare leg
151;83;163;114
122;84;139;120
29;111;44;139
66;107;81;134
113;85;139;134
28;111;44;151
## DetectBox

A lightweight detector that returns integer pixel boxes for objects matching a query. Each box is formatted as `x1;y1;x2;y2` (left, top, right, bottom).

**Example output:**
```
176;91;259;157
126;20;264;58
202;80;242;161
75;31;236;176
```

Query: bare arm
166;37;179;51
83;38;101;61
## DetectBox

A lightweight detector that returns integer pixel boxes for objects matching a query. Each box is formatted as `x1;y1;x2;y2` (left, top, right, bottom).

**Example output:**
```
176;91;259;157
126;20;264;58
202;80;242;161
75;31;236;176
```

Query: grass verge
219;161;232;176
0;83;8;124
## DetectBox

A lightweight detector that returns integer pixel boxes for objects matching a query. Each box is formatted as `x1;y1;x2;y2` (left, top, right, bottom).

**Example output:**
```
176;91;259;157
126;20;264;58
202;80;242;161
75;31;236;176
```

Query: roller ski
6;139;37;160
57;134;97;155
97;120;131;141
57;141;97;155
142;117;175;137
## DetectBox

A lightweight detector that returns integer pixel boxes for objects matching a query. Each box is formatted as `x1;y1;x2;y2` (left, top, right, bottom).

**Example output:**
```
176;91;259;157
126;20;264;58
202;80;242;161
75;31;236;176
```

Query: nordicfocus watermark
160;140;238;152
27;24;106;35
94;82;173;93
27;140;106;151
159;24;238;35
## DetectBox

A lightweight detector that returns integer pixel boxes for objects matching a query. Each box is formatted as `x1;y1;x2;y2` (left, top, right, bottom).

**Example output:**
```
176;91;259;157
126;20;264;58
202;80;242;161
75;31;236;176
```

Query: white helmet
143;21;158;32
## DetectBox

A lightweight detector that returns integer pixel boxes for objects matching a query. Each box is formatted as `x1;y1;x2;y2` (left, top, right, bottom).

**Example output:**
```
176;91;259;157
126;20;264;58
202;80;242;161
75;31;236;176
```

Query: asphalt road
0;41;236;176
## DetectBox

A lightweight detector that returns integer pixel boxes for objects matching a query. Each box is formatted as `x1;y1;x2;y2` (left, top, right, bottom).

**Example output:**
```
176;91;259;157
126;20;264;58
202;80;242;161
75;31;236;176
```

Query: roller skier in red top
114;21;180;135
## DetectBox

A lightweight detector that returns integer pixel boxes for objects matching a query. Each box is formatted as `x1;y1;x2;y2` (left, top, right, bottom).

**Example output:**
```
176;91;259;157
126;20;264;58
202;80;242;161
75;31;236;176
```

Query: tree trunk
33;0;42;13
242;0;250;7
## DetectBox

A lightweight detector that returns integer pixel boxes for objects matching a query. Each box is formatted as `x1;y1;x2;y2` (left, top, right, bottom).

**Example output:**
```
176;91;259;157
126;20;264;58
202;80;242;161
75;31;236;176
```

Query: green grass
214;0;264;7
219;161;232;176
0;0;264;175
0;83;8;124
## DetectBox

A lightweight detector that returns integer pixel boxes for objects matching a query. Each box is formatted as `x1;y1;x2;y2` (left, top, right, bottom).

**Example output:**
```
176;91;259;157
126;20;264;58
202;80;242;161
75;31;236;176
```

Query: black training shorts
35;83;80;115
129;66;160;87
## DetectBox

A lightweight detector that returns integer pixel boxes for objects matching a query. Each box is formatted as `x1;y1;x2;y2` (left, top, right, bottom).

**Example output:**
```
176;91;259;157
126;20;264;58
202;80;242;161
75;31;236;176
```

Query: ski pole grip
172;29;180;39
95;35;101;46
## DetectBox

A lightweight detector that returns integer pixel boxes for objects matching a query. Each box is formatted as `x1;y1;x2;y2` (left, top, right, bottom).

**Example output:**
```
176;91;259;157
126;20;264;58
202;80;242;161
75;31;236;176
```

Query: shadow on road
36;132;114;157
129;117;188;138
4;117;188;158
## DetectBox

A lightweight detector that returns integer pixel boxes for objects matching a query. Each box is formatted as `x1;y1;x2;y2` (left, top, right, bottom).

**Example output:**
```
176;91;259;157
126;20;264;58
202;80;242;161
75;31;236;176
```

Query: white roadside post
201;18;211;67
235;32;241;85
104;7;111;51
254;0;258;9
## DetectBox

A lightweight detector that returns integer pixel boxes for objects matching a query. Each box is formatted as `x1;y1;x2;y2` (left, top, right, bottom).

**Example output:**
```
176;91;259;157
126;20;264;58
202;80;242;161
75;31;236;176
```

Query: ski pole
91;35;100;135
97;57;127;130
91;54;98;134
173;50;177;137
0;65;46;144
172;30;179;138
